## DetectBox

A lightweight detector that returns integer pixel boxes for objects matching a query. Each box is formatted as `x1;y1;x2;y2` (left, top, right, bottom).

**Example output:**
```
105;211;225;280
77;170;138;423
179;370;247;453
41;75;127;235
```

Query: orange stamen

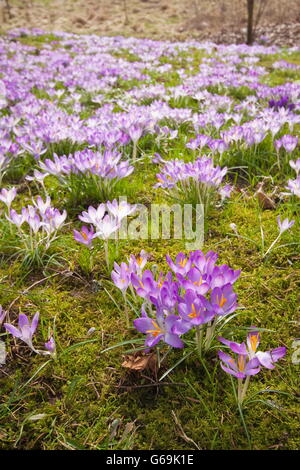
193;277;202;287
250;334;258;352
238;355;245;372
179;258;187;268
218;294;227;308
188;303;198;318
146;320;162;337
81;231;88;240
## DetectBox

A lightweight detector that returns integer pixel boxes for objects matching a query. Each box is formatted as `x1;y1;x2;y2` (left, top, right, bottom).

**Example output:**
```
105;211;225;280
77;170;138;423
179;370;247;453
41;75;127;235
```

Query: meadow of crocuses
0;28;299;450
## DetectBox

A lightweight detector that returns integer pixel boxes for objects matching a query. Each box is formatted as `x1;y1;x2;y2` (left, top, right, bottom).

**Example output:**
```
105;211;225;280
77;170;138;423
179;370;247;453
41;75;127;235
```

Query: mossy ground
0;33;299;450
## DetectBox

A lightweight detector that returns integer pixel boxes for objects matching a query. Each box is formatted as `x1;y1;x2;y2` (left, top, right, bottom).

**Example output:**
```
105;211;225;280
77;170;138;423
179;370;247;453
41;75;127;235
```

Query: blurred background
0;0;299;45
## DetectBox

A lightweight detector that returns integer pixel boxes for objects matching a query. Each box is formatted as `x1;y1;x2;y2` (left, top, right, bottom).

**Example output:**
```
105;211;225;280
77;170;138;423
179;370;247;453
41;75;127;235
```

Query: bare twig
171;410;201;450
114;382;185;389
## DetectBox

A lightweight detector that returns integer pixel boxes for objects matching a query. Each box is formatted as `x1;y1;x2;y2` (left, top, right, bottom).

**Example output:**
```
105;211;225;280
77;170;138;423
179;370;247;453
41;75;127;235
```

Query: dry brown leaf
122;351;157;372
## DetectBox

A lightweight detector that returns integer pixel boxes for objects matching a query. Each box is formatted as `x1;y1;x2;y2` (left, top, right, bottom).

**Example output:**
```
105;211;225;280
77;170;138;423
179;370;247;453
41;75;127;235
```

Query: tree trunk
246;0;255;45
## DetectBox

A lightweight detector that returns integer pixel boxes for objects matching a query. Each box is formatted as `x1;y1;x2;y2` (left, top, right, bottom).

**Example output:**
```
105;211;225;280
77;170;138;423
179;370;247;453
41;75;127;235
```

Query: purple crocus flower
246;329;260;356
255;347;286;369
219;184;233;201
128;125;143;143
155;157;228;195
43;207;67;233
73;225;95;246
210;284;238;315
27;213;42;234
78;204;106;225
39;153;71;176
280;135;298;153
6;209;26;228
187;134;209;151
129;250;148;274
0;306;6;326
131;270;158;299
134;311;184;348
218;329;286;375
210;265;241;288
106;199;136;222
26;169;49;184
33;195;52;216
111;262;131;292
218;336;248;355
244;129;266;146
208;139;228;155
186;134;211;151
149;274;179;315
289;158;300;175
285;176;300;198
4;312;40;353
94;214;120;240
218;350;261;379
116;248;243;353
166;252;192;276
269;96;295;112
277;216;295;234
191;250;218;275
177;267;210;295
0;187;17;209
177;290;215;327
21;140;47;159
155;173;176;189
152;153;165;164
44;336;56;356
274;138;282;153
246;329;286;369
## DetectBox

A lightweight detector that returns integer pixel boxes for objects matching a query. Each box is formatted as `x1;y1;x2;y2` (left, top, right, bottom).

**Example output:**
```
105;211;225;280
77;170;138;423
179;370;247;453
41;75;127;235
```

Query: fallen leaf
122;352;157;372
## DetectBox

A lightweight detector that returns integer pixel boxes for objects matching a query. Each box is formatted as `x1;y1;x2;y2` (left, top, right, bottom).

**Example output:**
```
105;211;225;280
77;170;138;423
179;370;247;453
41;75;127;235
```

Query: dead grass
1;0;299;41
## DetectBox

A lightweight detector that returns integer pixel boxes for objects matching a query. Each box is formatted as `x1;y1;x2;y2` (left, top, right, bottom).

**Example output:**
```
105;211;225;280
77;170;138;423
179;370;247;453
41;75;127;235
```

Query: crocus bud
44;336;56;356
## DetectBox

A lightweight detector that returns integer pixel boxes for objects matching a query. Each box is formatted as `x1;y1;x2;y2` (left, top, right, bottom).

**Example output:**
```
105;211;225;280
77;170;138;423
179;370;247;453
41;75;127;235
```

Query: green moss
16;33;61;49
0;33;299;451
1;185;299;449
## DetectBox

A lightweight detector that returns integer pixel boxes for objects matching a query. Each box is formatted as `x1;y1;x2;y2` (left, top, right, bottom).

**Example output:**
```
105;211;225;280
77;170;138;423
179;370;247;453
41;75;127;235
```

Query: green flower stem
195;325;203;359
104;239;110;271
238;378;243;404
132;141;137;161
123;291;129;328
241;375;251;403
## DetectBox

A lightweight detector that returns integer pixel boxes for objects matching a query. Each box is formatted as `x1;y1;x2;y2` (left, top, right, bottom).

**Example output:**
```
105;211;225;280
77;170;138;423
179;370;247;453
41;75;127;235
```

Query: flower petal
4;323;22;338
